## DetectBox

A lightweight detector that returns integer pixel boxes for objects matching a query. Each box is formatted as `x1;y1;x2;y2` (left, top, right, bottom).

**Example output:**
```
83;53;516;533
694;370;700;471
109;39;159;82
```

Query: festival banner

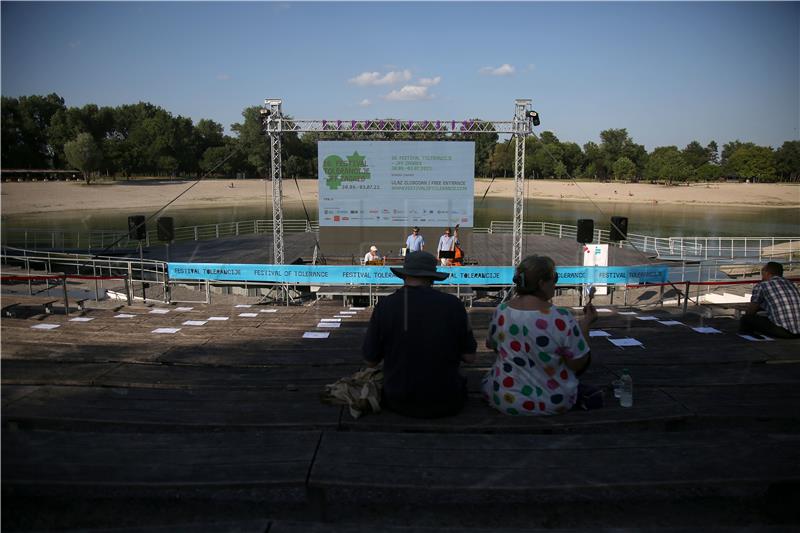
168;263;670;286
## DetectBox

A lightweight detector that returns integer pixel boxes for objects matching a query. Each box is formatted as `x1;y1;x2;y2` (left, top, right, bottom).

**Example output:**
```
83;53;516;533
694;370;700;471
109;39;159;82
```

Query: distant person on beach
482;255;599;415
363;251;477;418
364;245;382;264
405;226;424;254
740;261;800;339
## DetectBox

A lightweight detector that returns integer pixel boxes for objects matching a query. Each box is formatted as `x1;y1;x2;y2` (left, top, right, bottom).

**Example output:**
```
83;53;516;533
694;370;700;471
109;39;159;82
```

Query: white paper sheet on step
152;327;181;334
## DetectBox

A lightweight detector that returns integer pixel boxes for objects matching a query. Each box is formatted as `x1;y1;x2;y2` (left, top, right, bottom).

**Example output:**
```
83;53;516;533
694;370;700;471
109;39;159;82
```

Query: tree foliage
64;132;103;183
488;141;514;177
645;146;690;182
726;145;776;182
598;128;647;179
612;157;636;181
775;141;800;181
682;141;709;170
1;93;796;184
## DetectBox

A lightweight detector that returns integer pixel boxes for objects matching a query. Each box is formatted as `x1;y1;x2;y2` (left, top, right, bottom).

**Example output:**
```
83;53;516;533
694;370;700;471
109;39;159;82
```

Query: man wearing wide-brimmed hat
363;251;477;418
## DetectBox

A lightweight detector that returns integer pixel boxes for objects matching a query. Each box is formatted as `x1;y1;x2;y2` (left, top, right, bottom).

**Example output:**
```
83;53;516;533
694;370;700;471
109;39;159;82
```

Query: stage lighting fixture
527;110;541;126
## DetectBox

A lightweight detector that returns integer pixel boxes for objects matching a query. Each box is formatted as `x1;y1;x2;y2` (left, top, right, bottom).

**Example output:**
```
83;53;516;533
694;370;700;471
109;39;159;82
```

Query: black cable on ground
293;176;327;264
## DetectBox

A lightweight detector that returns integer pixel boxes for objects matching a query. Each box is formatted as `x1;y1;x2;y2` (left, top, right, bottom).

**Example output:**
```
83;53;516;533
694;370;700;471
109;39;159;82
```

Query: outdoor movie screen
318;141;474;227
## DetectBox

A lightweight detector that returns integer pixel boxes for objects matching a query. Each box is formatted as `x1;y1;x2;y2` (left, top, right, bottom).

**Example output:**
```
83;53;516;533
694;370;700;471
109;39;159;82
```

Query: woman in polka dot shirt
482;255;598;415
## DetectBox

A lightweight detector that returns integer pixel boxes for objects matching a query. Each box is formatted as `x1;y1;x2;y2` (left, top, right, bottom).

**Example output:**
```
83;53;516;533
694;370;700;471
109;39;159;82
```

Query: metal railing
1;247;169;303
488;220;611;243
4;244;797;311
2;219;320;251
486;221;799;262
3;219;797;262
661;236;800;261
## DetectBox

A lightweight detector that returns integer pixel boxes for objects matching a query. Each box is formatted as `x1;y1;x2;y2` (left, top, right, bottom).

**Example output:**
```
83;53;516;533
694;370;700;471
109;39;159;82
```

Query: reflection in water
2;198;798;237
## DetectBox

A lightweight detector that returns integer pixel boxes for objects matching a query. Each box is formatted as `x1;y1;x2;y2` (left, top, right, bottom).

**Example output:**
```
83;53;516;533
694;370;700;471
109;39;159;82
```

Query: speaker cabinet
610;216;629;242
157;217;175;242
576;219;594;243
127;215;146;241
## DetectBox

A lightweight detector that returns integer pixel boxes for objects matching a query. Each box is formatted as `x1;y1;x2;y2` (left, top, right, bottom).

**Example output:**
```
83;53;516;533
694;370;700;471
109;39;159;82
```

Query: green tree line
2;93;798;183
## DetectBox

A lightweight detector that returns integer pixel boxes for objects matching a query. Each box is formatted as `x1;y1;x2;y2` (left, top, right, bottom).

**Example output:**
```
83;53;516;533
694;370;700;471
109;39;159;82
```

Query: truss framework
261;99;535;265
270;119;522;134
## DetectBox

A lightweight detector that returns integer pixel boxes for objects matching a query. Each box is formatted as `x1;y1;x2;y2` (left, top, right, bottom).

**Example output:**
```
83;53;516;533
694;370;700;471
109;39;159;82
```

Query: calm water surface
3;198;798;238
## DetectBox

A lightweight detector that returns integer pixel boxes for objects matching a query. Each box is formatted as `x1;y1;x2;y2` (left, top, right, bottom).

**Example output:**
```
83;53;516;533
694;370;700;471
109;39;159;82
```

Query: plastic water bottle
620;369;633;407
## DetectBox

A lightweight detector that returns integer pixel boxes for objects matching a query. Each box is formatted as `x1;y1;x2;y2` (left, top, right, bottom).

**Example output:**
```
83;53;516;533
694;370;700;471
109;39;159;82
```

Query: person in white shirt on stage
405;227;424;254
437;225;459;266
364;245;382;264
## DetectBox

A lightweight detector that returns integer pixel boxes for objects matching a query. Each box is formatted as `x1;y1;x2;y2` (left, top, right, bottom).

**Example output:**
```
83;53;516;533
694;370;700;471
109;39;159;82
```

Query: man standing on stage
437;225;459;266
405;226;424;253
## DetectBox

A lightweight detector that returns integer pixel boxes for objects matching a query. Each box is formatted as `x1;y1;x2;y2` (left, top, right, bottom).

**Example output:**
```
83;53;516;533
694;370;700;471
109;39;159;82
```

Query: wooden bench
1;382;344;430
316;286;474;307
2;303;20;318
2;301;58;317
702;302;750;319
307;430;800;520
2;428;322;496
316;286;395;307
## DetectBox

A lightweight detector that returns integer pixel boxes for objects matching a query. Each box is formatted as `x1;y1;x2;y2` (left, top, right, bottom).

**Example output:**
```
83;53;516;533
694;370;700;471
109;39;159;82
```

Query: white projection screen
318;141;474;228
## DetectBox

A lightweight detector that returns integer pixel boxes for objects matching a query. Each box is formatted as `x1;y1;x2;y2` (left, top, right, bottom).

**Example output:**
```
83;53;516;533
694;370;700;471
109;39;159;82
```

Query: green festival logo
322;152;371;190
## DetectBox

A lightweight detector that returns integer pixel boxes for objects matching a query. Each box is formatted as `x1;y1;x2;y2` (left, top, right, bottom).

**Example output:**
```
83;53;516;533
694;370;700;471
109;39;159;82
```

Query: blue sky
2;1;798;151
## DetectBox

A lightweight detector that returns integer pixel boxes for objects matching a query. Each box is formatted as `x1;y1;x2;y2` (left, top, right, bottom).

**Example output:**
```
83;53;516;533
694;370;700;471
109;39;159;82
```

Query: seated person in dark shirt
362;251;477;418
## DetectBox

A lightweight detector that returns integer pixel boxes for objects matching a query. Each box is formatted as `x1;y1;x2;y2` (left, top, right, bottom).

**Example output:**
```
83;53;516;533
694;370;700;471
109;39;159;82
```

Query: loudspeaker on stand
127;215;146;241
157;217;175;242
610;216;629;242
576;219;594;244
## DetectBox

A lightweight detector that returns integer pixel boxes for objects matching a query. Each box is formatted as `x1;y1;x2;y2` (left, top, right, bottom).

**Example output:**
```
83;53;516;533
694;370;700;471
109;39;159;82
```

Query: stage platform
2;294;799;529
141;232;653;267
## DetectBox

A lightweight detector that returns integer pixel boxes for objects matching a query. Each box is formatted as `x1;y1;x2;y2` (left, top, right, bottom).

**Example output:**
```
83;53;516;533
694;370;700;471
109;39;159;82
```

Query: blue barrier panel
556;266;670;285
168;263;669;286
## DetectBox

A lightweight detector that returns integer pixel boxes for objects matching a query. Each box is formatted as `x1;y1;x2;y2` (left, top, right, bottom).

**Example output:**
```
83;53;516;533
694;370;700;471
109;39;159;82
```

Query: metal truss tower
262;99;284;265
261;99;537;265
512;99;533;267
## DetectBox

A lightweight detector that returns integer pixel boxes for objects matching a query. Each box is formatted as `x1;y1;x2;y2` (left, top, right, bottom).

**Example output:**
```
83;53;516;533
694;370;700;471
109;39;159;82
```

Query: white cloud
216;73;231;81
348;69;412;86
418;76;441;87
381;70;412;84
359;99;371;107
349;72;381;86
479;64;516;76
384;85;432;101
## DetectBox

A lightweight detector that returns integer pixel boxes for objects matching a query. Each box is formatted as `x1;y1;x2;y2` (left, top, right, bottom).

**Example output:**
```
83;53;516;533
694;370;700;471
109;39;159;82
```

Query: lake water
2;197;797;238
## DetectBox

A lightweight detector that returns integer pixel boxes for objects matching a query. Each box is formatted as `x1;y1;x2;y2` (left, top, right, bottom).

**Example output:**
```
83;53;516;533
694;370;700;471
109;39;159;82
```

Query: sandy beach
1;178;798;216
